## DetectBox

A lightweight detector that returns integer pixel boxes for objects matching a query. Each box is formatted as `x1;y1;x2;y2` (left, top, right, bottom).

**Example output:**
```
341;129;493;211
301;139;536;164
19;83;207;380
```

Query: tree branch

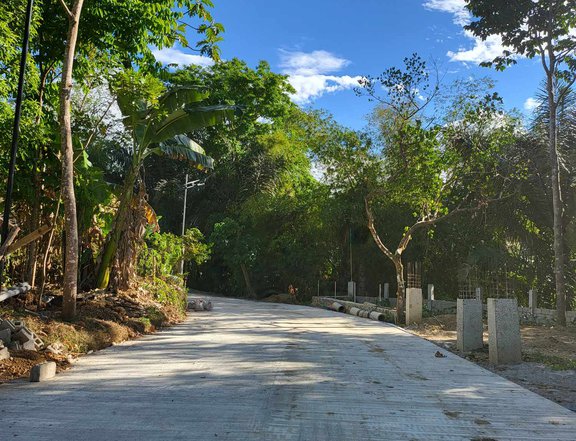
58;0;74;19
364;197;394;261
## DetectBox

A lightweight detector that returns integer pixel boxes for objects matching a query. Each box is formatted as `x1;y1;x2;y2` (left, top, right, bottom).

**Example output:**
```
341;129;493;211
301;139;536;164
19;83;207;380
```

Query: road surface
1;295;575;440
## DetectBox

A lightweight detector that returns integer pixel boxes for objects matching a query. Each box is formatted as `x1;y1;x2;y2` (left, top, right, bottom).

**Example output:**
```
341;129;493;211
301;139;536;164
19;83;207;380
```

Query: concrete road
1;296;575;440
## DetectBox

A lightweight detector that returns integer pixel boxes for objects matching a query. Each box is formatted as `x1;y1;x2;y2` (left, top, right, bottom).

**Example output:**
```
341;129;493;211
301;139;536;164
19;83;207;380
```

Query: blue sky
154;0;545;130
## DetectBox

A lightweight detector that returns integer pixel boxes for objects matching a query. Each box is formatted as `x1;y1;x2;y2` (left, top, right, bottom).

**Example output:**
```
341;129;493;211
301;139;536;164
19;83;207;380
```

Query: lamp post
1;0;34;287
179;174;204;274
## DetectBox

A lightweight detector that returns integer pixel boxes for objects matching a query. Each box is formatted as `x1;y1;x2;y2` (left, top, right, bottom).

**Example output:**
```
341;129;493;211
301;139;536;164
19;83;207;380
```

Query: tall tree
59;0;84;320
336;56;520;322
465;0;576;325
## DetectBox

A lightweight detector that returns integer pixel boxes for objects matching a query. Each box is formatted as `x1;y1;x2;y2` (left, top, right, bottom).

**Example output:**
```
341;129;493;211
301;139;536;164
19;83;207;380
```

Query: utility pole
179;175;204;274
0;0;34;287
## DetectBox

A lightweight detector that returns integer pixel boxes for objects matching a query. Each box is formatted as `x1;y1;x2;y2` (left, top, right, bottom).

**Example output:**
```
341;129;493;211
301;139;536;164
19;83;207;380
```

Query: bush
138;228;211;278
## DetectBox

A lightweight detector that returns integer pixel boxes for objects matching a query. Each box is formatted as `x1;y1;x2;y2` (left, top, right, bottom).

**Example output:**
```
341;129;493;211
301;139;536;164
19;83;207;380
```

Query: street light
179;174;205;274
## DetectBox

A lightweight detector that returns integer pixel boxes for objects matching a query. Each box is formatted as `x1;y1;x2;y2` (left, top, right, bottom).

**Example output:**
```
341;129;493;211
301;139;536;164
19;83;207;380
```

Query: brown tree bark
59;0;84;320
393;256;405;323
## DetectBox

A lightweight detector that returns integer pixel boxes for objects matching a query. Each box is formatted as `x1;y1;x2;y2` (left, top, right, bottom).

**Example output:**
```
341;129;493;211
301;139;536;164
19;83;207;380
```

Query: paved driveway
1;296;575;440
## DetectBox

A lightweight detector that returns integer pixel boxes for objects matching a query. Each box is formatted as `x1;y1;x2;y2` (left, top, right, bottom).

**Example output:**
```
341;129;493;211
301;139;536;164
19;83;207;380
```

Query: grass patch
524;352;576;370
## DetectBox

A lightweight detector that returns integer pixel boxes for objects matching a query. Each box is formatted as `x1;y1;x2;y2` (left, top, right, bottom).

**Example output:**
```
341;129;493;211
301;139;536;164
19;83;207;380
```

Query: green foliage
465;0;576;73
138;228;211;278
144;279;187;313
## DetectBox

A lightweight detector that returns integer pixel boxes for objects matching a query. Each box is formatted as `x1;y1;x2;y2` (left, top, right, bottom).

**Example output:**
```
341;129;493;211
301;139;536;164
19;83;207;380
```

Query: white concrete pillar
487;298;522;365
529;289;537;314
457;299;483;352
383;283;389;299
347;281;356;302
427;284;435;301
405;288;422;325
475;287;482;303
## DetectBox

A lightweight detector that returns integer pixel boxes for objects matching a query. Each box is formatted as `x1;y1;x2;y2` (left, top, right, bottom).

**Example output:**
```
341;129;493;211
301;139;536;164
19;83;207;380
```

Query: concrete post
427;284;435;301
405;288;422;325
347;281;356;302
457;299;483;352
528;289;537;314
487;298;522;364
378;284;382;302
475;287;482;303
427;284;435;311
383;283;389;299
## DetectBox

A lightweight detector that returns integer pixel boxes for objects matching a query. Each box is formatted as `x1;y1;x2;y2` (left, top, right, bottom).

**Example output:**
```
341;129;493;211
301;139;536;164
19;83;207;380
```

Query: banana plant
96;78;236;289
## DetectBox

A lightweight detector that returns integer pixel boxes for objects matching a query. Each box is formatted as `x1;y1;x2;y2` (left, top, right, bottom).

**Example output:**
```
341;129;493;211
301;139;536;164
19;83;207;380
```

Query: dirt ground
0;283;186;383
407;315;576;412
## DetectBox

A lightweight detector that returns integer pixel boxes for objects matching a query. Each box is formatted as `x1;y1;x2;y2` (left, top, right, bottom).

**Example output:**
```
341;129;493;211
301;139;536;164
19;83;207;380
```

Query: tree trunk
393;255;405;324
547;70;567;326
26;69;50;287
59;0;84;320
25;175;41;285
240;263;255;298
95;165;138;289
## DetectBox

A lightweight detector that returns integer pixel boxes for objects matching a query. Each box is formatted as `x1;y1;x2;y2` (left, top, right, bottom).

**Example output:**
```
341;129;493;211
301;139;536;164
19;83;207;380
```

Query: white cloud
288;74;361;104
152;47;214;67
524;97;541;112
447;32;507;64
423;1;509;65
423;0;470;26
279;49;350;76
279;50;361;104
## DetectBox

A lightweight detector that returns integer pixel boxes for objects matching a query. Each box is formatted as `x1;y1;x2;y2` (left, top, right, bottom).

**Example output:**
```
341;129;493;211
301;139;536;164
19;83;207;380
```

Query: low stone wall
355;296;457;314
518;307;576;325
312;297;396;323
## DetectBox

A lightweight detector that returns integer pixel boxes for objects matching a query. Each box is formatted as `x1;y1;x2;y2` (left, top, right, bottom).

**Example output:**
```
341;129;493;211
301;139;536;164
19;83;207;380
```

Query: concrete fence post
529;289;537;314
348;281;356;302
487;298;522;364
475;287;482;303
427;284;435;301
405;288;422;325
457;299;483;352
383;283;389;300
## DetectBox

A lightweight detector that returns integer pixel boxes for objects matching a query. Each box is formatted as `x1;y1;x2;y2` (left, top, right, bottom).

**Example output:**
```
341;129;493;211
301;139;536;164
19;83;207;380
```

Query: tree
464;0;576;325
327;57;520;322
95;71;236;289
59;0;84;320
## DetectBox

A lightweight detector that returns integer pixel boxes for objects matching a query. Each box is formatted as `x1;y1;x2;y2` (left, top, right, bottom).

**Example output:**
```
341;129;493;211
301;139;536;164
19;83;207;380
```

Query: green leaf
157;87;209;114
150;135;215;170
147;105;235;145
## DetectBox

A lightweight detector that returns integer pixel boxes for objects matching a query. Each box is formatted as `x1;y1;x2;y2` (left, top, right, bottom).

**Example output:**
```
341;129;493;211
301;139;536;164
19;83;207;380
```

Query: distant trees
317;56;521;322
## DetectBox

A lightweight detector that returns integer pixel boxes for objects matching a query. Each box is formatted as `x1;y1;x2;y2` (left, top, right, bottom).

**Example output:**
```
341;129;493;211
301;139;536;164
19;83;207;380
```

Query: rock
30;361;57;382
0;347;9;360
46;342;64;355
188;298;213;312
0;328;12;345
